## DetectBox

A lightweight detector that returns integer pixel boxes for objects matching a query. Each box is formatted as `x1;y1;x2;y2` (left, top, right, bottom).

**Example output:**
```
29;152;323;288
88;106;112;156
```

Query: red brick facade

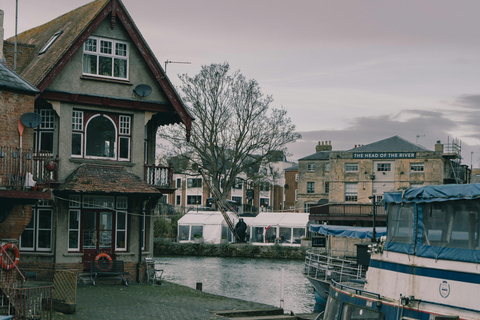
0;91;34;150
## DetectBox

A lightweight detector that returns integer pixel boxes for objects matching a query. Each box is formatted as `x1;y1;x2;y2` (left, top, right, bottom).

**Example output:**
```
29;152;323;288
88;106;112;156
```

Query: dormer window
83;37;129;80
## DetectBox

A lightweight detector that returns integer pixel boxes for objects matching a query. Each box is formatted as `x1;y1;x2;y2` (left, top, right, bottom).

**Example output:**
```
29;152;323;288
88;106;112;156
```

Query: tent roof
249;212;309;228
177;211;238;226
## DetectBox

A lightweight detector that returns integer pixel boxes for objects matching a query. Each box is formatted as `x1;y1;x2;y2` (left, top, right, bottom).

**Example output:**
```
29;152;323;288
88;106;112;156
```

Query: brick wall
0;91;35;150
0;205;32;239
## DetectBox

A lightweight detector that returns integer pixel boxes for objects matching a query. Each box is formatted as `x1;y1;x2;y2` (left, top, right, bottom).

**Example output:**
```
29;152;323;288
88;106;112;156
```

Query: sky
3;0;480;166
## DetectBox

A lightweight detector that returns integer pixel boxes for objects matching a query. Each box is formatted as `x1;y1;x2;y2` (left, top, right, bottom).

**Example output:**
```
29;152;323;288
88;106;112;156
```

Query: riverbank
154;239;308;259
46;280;317;320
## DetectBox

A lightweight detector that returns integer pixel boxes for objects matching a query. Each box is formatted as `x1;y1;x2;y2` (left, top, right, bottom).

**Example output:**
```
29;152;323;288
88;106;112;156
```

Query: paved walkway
52;281;279;320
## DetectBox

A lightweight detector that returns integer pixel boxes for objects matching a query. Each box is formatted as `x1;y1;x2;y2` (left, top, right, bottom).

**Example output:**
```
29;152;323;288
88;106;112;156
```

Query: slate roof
5;0;109;87
347;135;430;152
56;164;161;195
0;61;38;94
284;164;298;171
299;151;331;161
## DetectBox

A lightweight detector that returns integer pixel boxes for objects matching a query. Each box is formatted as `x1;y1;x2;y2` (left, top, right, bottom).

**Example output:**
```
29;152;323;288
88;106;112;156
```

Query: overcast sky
3;0;480;165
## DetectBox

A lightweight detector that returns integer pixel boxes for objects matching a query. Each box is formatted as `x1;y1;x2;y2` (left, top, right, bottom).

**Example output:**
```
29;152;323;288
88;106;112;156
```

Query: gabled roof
299;151;331;161
347;135;430;152
4;0;192;135
55;164;161;195
0;62;38;94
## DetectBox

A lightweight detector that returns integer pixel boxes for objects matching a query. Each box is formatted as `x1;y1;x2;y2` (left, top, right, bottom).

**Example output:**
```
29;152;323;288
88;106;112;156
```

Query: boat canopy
309;225;387;239
384;183;480;204
384;184;480;263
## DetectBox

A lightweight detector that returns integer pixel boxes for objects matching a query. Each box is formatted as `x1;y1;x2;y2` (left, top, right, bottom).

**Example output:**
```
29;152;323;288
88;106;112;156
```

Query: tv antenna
416;134;425;144
164;60;191;74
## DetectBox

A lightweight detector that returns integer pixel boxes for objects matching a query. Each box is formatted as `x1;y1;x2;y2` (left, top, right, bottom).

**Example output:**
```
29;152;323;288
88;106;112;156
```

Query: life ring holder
1;243;20;271
94;253;113;271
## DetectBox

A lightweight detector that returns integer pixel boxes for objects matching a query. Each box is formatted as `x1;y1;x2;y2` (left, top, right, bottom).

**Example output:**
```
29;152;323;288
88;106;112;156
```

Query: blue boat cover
309;225;387;239
384;183;480;263
384;183;480;204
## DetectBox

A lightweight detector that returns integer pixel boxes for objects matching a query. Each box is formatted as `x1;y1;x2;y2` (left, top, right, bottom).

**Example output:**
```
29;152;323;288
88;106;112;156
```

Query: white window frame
20;208;53;252
85;114;117;160
345;163;359;172
68;210;81;251
307;182;315;194
377;163;391;172
345;183;358;202
118;116;131;161
116;196;128;209
116;211;128;251
69;195;81;208
72;111;84;158
307;163;315;172
82;36;129;80
410;163;425;172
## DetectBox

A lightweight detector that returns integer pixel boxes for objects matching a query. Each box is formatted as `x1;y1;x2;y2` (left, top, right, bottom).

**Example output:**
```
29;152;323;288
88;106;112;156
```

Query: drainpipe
137;204;145;283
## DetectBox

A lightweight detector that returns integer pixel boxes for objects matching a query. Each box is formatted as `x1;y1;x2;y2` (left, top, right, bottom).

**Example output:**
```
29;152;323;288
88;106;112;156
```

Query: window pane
99;56;112;76
21;230;34;249
84;38;97;52
38;210;52;229
178;225;189;240
69;231;79;249
116;231;126;249
100;40;112;54
72;133;82;156
116;43;127;56
119;137;129;159
114;58;127;78
83;54;97;74
69;211;79;229
86;116;116;158
117;212;126;229
37;230;51;249
40;132;54;153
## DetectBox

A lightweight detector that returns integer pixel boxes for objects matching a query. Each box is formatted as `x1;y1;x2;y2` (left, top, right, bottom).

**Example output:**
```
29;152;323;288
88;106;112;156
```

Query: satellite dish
134;84;152;97
20;112;42;128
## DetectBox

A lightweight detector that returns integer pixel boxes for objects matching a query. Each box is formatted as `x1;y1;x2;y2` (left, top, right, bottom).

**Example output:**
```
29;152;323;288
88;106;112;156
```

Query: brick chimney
0;10;4;62
316;141;332;152
434;140;443;153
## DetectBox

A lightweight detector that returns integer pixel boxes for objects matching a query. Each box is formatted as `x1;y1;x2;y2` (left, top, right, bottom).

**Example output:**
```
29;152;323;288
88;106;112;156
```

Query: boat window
323;296;341;320
387;203;414;244
423;200;480;250
341;303;384;320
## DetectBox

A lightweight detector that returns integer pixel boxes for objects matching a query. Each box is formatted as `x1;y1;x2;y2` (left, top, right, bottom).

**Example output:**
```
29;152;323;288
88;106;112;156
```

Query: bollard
196;282;202;291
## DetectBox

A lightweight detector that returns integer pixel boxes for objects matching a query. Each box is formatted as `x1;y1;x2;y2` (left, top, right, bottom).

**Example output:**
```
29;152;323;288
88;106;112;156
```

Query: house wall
297;159;330;210
284;169;298;211
47;19;170;104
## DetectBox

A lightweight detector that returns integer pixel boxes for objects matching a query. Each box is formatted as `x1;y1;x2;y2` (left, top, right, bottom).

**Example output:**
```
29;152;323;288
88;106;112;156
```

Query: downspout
136;203;145;283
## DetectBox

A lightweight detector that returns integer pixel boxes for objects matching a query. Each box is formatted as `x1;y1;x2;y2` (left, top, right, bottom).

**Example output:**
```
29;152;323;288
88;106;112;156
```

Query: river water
154;256;316;314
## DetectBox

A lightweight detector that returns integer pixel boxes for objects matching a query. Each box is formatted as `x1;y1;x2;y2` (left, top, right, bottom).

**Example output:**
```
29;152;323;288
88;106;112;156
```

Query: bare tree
158;62;301;202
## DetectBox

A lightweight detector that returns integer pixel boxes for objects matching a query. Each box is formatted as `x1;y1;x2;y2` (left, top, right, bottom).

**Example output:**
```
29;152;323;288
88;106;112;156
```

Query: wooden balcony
144;164;175;194
0;146;55;200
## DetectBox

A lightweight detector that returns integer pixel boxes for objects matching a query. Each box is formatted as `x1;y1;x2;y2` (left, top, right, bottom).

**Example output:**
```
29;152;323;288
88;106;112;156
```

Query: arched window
86;115;116;158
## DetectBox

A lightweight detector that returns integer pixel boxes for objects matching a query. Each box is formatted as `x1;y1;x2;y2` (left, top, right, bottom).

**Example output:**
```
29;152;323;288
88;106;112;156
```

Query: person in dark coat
235;218;247;242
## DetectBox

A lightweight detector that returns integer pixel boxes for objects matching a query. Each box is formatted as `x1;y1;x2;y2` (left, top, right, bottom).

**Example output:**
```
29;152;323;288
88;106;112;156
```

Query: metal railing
0;147;57;190
144;165;173;188
303;250;366;284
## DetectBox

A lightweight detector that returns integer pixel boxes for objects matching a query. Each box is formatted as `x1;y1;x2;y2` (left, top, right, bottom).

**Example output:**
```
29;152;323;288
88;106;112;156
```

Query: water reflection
154;256;315;314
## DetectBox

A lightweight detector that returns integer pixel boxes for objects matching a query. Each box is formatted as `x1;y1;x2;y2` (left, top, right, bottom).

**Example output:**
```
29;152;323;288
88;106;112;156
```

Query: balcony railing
144;164;173;189
0;146;57;190
310;203;386;217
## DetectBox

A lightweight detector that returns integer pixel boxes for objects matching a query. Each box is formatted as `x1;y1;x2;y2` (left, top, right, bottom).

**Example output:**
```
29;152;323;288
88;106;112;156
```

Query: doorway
82;211;114;269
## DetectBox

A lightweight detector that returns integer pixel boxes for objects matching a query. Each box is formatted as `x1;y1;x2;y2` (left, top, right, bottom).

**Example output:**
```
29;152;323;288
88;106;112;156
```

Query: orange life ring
94;253;113;271
1;243;20;271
